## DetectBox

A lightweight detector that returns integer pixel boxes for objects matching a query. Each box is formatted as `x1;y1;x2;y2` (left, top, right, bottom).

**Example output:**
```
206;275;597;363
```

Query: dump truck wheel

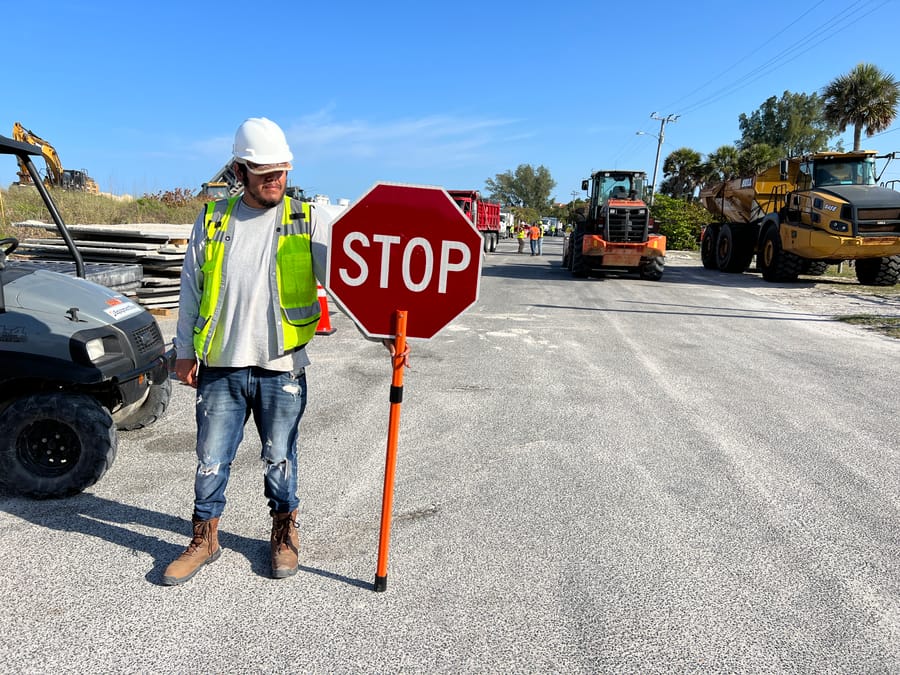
855;255;900;286
700;225;718;269
715;224;754;273
115;378;172;431
489;233;498;253
715;224;737;272
758;227;801;282
0;393;117;499
639;257;664;281
571;231;588;278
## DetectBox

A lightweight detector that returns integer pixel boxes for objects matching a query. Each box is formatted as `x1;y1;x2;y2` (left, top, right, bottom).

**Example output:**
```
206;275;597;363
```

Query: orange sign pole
374;309;408;592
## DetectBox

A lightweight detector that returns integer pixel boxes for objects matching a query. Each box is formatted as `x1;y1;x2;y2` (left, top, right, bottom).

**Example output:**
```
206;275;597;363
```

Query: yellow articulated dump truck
699;151;900;285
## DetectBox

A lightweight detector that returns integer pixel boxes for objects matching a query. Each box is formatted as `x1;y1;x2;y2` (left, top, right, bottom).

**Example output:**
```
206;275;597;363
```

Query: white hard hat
232;117;294;165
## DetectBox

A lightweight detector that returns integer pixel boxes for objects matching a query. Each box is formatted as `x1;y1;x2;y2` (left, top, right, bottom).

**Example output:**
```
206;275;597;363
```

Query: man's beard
249;183;284;208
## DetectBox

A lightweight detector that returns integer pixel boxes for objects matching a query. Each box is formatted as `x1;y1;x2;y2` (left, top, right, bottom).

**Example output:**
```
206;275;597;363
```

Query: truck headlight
829;221;850;233
85;338;106;362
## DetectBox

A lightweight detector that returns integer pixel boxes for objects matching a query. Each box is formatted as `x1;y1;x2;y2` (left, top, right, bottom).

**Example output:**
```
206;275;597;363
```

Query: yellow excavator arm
11;122;99;193
12;122;65;185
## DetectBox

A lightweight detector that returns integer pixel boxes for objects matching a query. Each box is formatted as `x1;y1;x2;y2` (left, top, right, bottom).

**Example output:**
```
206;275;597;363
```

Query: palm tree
822;63;899;151
661;147;703;199
703;145;741;184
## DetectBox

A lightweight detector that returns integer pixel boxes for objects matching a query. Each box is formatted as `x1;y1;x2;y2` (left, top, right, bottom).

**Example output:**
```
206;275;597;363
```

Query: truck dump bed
699;163;790;224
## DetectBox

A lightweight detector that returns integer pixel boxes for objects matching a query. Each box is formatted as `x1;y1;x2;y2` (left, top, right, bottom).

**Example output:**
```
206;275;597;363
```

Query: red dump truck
448;190;501;253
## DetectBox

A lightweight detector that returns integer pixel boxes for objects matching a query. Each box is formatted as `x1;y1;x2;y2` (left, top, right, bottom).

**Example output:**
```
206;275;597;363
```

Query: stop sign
325;182;484;339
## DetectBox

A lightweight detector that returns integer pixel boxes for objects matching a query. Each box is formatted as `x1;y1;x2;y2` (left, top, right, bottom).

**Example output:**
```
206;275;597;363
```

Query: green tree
660;147;703;199
737;143;781;176
738;91;835;156
702;145;741;183
822;63;900;151
510;206;540;226
650;193;713;251
484;164;556;212
546;202;568;223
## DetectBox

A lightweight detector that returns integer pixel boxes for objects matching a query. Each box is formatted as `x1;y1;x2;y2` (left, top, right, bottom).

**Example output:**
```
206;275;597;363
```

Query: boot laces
185;521;211;554
272;515;297;550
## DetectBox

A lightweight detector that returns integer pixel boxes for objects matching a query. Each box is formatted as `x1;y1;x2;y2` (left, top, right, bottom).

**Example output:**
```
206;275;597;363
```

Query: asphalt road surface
1;236;898;673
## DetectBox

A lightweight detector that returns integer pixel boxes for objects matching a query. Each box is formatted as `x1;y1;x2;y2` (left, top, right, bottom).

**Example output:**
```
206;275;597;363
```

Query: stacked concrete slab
11;221;192;313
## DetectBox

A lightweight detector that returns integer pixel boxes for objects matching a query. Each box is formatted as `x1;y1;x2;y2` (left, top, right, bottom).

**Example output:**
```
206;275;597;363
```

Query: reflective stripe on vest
192;195;321;359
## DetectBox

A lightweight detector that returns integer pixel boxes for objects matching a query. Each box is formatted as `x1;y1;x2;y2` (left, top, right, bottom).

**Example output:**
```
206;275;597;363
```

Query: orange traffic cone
316;285;336;335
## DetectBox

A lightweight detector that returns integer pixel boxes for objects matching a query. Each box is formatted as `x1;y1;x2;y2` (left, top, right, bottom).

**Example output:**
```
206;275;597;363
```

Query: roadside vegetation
0;186;202;238
835;315;900;338
774;266;900;339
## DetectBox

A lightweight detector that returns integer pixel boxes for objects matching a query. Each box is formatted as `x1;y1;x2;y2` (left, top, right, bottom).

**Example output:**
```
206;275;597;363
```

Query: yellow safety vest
193;195;321;359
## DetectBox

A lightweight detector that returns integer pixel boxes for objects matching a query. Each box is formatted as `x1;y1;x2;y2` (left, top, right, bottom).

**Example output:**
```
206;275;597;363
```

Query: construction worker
529;222;543;256
516;223;527;253
165;117;405;586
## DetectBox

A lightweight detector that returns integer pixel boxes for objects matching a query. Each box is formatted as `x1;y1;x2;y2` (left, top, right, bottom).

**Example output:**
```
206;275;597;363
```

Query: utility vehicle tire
700;225;718;269
639;257;664;281
758;227;801;282
571;231;588;278
0;393;117;499
855;255;900;286
801;260;829;276
115;378;172;431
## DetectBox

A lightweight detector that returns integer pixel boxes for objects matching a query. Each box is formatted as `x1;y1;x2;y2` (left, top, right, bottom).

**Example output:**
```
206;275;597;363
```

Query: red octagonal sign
326;182;484;339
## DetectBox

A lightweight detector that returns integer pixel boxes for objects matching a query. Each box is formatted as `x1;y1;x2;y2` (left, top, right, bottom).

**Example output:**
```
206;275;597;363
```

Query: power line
679;0;879;115
668;0;889;118
663;0;828;111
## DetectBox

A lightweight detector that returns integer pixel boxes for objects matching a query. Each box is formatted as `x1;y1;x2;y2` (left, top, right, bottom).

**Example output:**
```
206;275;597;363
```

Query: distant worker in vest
529;222;543;256
165;117;403;586
516;223;527;253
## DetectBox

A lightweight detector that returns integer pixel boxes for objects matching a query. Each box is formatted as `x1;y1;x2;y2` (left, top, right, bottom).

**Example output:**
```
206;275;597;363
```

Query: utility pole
638;112;679;206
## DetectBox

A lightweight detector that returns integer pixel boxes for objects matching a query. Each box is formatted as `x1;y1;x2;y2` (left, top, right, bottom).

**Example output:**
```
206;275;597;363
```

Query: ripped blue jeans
192;365;307;521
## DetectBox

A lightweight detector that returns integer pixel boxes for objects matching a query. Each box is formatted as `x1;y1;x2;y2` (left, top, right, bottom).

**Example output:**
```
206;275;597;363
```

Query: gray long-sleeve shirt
175;197;330;373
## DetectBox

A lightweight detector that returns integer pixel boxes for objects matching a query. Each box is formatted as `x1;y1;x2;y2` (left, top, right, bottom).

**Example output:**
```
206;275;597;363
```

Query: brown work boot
162;516;222;586
270;509;299;579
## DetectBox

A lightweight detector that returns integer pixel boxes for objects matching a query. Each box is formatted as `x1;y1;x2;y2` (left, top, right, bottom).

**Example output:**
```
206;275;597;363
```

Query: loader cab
584;170;650;241
591;172;645;205
812;156;877;188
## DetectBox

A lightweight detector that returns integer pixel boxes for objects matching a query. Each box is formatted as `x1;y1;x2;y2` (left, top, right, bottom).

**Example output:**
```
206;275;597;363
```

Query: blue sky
4;0;900;205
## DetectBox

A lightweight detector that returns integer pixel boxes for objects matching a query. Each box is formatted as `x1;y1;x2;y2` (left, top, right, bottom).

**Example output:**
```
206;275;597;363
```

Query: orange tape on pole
374;309;407;592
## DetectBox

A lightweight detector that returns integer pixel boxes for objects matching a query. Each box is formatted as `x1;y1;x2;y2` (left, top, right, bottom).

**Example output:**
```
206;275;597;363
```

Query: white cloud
283;108;522;169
